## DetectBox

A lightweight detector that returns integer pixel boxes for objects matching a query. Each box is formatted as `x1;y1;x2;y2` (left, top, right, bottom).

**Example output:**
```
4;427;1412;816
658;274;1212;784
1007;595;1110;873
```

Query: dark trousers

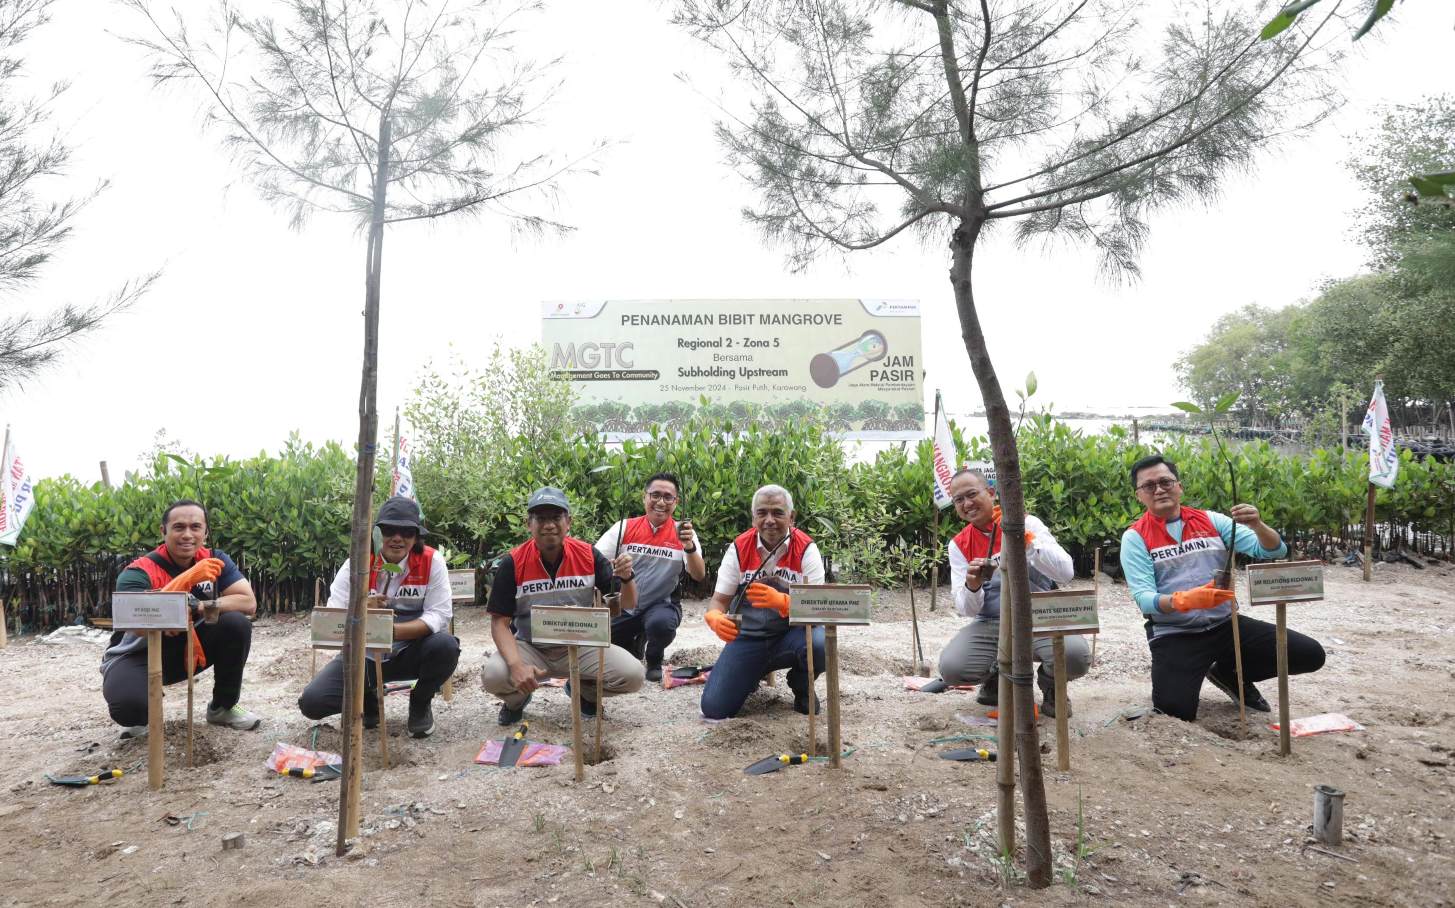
298;630;460;720
610;601;682;663
1149;614;1325;721
101;611;253;727
700;627;825;720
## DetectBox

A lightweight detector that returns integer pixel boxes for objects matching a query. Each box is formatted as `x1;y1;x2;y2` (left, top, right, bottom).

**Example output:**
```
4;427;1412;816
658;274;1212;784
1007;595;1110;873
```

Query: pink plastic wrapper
903;676;975;692
475;740;568;767
266;742;342;772
1269;713;1365;737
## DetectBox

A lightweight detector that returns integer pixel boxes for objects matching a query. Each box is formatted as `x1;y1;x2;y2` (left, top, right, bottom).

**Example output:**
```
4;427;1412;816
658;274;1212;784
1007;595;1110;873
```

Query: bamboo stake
311;578;320;678
147;630;163;790
1053;636;1069;772
569;646;584;782
805;625;817;757
374;656;390;769
825;626;841;769
0;597;7;648
995;597;1015;855
1362;483;1376;582
594;649;604;764
1276;602;1291;757
907;574;925;675
1230;600;1248;731
929;392;944;616
186;616;195;769
442;616;455;701
1090;548;1102;667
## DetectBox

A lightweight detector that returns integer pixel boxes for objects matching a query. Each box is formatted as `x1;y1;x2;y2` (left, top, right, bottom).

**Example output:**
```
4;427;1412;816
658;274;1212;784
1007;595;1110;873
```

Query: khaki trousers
481;641;645;709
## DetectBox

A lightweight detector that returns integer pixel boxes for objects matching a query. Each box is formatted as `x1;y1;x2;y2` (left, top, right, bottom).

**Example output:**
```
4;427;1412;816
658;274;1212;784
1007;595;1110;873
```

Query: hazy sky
4;1;1450;482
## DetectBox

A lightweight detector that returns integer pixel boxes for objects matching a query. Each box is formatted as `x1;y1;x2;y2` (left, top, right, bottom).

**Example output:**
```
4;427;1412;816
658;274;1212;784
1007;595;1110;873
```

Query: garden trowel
497;722;530;767
744;753;808;775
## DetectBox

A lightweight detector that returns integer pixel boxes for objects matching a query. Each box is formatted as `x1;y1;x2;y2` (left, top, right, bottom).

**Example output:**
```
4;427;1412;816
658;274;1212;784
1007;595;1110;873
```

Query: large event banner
543;299;924;439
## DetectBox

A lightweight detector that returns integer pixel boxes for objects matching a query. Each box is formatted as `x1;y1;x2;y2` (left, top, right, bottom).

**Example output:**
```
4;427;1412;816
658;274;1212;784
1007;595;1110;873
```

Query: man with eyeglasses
700;484;826;719
102;499;263;738
595;473;706;682
298;496;460;738
482;487;644;724
937;469;1085;717
1120;454;1325;721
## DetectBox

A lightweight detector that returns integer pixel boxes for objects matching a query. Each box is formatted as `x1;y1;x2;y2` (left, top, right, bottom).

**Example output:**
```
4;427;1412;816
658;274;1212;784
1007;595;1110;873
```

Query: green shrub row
2;413;1451;633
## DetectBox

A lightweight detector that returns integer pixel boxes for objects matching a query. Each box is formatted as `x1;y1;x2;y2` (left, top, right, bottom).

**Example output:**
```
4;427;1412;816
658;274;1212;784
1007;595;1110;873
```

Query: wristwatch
683;545;697;554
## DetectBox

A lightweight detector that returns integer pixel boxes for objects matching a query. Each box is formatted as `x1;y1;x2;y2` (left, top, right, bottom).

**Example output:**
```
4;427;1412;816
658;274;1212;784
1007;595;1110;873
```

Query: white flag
931;391;958;509
391;434;417;501
1361;380;1399;490
0;436;36;546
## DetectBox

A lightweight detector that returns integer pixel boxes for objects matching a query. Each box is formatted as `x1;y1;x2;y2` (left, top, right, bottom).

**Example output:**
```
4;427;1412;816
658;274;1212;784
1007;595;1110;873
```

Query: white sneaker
206;705;262;730
120;725;148;740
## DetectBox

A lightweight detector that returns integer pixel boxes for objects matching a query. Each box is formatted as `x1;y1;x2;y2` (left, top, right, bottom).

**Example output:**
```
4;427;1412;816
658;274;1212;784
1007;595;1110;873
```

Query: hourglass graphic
809;330;888;388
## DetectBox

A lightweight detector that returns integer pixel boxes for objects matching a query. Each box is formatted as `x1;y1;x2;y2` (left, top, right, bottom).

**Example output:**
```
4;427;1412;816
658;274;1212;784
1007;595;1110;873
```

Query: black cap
527;487;571;513
375;496;426;533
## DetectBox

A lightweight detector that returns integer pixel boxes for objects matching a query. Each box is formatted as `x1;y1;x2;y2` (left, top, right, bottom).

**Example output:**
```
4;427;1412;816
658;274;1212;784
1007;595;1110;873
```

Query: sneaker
793;688;820;716
120;725;148;740
976;670;999;707
1205;665;1271;713
408;699;435;738
497;693;532;726
206;704;262;730
1038;671;1071;719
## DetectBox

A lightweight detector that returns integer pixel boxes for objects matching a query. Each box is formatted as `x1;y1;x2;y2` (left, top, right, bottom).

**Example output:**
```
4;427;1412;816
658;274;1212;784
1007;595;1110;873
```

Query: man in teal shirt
1119;455;1324;720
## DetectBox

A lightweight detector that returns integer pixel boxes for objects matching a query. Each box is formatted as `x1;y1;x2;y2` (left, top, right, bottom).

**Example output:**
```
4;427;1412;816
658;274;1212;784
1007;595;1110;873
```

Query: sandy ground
1;560;1453;907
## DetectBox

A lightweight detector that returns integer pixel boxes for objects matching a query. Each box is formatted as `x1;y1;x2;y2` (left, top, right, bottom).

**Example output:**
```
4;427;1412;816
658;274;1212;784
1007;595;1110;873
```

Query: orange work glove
1170;581;1237;613
1024;530;1036;548
744;582;791;618
705;610;739;643
160;558;223;670
161;558;224;593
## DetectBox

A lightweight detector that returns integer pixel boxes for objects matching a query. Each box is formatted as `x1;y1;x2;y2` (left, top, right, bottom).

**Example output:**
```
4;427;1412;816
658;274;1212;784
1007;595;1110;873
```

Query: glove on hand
705;610;739;643
744;582;791;618
162;558;223;593
1170;581;1236;613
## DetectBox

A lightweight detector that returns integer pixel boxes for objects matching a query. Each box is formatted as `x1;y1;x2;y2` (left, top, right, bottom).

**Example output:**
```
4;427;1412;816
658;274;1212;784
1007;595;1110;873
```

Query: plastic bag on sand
1269;713;1364;737
903;676;974;692
475;740;568;767
266;742;342;772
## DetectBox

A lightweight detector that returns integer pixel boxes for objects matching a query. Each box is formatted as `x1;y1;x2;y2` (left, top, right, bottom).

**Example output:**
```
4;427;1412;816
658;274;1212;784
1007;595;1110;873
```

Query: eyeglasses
1135;478;1180;493
378;524;418;538
646;491;678;503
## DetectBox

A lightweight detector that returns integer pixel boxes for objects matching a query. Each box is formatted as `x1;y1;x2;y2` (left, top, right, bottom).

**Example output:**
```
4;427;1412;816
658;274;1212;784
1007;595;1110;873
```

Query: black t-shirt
487;547;616;619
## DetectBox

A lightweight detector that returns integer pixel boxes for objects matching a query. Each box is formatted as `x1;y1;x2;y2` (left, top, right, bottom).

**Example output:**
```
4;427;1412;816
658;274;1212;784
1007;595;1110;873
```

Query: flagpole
1362;377;1384;583
1;424;10;648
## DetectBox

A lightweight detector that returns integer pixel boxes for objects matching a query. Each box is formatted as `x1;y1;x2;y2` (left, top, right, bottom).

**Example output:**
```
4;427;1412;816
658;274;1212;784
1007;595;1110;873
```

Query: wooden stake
995;596;1015;856
147;630;164;790
344;631;365;841
1230;600;1248;731
568;646;584;783
593;649;604;765
1053;636;1070;772
99;460;112;489
1276;602;1291;757
1;600;8;649
907;576;925;676
374;656;389;769
311;579;321;677
1362;482;1376;582
442;616;455;702
1090;548;1102;668
825;626;841;769
804;625;817;757
186;618;195;769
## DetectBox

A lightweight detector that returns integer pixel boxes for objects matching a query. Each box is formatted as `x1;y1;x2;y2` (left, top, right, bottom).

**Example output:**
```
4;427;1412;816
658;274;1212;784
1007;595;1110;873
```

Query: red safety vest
510;537;598;643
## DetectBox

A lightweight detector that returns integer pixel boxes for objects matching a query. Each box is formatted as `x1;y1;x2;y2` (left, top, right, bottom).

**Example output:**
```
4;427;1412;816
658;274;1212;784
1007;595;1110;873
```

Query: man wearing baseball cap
298;496;460;738
481;487;644;724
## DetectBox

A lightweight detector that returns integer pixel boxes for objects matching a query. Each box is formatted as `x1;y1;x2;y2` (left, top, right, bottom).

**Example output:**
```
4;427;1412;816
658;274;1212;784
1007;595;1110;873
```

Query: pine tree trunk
336;113;392;857
949;216;1053;888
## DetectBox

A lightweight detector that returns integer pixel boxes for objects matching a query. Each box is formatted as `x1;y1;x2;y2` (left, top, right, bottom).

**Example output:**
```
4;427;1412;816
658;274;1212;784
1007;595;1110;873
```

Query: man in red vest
700;484;826;719
1119;454;1325;720
101;500;261;738
595;472;707;682
482;487;644;725
298;497;460;738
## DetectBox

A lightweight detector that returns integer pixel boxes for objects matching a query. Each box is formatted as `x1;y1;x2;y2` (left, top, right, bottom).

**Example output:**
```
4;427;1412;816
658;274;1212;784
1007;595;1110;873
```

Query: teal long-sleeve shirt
1119;510;1287;617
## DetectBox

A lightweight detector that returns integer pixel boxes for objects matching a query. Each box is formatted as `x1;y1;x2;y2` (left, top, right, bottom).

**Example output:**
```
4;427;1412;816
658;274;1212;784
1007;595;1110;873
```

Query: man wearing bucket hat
481;487;644;724
297;496;460;738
